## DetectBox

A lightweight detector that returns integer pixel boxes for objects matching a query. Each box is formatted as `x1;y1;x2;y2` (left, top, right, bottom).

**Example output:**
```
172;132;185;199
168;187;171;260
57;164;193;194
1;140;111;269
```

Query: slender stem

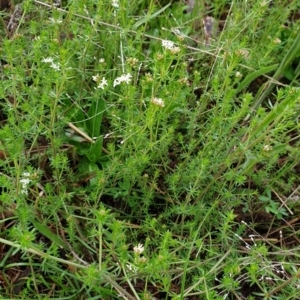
0;237;136;300
267;268;300;298
121;263;141;300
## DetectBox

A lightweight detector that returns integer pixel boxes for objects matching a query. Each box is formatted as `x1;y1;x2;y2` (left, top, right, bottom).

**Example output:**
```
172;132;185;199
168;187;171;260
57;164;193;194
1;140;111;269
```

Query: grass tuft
0;0;299;299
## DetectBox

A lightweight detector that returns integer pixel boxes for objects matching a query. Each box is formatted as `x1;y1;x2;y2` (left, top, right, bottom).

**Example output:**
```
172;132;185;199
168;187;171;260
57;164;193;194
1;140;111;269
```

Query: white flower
263;145;273;151
42;57;54;63
162;40;181;54
49;17;63;24
112;0;119;8
235;71;242;78
20;173;31;195
126;263;138;273
260;0;268;7
97;77;108;90
50;63;60;71
273;38;281;44
137;256;147;263
113;73;133;87
20;178;30;185
92;74;100;82
151;97;165;108
162;40;175;50
235;49;249;59
42;57;60;71
133;243;144;254
170;46;181;54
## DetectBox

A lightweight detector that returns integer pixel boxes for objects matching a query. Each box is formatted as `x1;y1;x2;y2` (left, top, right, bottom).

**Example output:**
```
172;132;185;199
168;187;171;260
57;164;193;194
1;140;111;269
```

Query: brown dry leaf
184;0;195;13
203;16;217;45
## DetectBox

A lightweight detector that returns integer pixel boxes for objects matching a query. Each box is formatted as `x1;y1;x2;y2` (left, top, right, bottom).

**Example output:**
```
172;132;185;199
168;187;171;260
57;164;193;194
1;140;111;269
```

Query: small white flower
42;57;54;63
162;40;181;54
170;46;181;54
42;57;60;71
49;17;63;24
162;39;175;50
126;263;138;273
97;77;108;90
20;188;28;195
263;145;273;151
235;49;249;59
133;243;144;254
112;0;119;8
137;256;147;263
273;38;281;44
20;173;31;195
151;97;165;108
235;71;242;78
20;178;30;185
50;63;60;71
99;58;105;63
113;73;133;87
92;74;100;82
260;0;268;7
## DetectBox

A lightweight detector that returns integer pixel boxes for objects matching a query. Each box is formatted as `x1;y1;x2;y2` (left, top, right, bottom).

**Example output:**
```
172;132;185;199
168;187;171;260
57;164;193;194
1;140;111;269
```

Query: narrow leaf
236;64;278;94
132;3;171;30
31;219;69;250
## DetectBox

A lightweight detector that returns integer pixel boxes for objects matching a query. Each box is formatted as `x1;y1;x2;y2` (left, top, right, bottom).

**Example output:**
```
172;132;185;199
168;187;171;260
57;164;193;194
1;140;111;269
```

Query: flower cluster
133;243;147;264
49;17;63;24
133;243;144;255
92;74;108;90
113;73;133;87
151;97;165;108
92;72;133;89
235;71;242;78
263;145;273;151
235;49;249;59
42;57;60;71
178;77;190;86
161;39;181;54
111;0;119;8
20;172;31;195
126;57;139;68
125;243;147;274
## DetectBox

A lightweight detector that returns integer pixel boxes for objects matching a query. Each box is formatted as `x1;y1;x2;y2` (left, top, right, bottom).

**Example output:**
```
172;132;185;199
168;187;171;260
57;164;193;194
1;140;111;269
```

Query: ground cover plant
0;0;299;299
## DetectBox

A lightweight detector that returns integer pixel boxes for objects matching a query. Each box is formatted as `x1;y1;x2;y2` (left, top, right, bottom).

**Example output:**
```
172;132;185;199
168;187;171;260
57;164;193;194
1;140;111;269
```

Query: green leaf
87;137;103;163
86;98;105;137
272;144;287;153
283;66;296;81
132;3;171;30
259;196;270;202
31;219;69;250
239;150;257;175
248;32;300;117
87;162;100;186
235;64;278;95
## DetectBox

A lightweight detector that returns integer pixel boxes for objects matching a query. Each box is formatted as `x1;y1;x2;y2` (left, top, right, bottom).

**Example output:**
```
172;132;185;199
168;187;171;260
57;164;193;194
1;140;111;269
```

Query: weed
0;0;299;299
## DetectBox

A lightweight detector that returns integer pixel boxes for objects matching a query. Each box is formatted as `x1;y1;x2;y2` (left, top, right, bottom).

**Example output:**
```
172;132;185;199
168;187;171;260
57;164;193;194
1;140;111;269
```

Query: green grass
0;0;299;299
